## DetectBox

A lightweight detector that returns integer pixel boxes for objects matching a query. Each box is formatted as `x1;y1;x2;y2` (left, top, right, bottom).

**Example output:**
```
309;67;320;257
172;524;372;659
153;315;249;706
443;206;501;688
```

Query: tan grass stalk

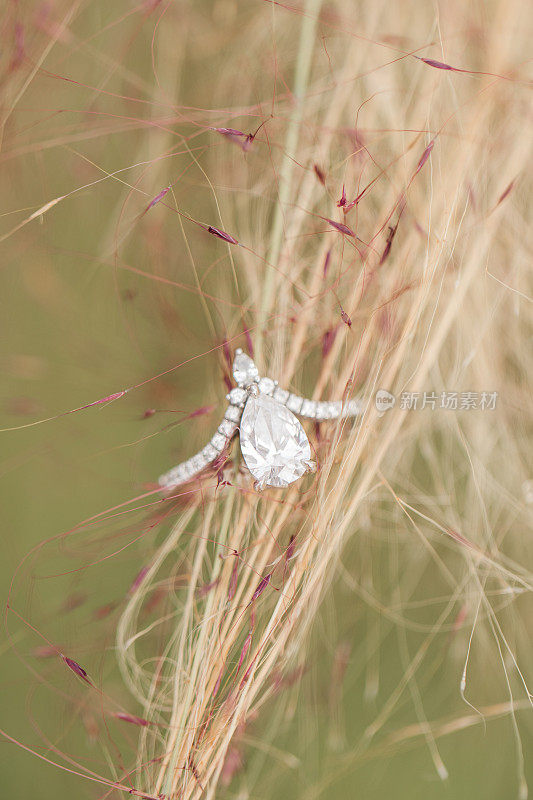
113;1;533;798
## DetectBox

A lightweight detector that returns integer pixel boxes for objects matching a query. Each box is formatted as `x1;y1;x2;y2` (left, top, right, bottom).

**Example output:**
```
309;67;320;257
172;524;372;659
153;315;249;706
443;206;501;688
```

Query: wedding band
159;350;362;491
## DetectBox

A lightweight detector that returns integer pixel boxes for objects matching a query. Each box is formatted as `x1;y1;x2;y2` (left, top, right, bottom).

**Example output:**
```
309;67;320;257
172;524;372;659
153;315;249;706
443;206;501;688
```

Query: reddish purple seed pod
212;665;224;698
62;654;91;684
420;57;456;71
327;219;355;237
214;127;244;137
237;633;252;673
10;22;25;70
340;308;352;327
129;565;150;594
379;222;399;266
146;187;170;211
197;578;219;598
207;226;238;245
322;325;338;356
188;404;215;419
79;390;127;412
323;248;332;277
314;164;326;185
114;712;150;727
497;181;514;205
213;127;254;151
285;534;296;563
343;195;360;212
251;572;272;602
415;140;434;174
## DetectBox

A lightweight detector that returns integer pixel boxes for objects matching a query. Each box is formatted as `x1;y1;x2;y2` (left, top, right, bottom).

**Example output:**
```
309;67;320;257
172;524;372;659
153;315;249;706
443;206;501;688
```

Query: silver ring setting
158;350;362;491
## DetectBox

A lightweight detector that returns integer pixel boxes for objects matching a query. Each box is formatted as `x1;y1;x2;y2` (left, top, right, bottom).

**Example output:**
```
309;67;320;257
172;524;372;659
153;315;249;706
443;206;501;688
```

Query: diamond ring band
158;350;362;491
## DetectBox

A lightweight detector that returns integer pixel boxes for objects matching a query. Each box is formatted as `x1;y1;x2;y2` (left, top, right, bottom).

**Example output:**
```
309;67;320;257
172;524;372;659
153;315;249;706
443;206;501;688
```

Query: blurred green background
1;1;531;799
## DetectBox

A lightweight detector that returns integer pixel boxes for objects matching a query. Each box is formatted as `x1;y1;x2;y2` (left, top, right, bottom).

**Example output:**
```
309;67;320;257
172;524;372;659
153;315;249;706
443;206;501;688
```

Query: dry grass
1;1;532;798
112;2;533;798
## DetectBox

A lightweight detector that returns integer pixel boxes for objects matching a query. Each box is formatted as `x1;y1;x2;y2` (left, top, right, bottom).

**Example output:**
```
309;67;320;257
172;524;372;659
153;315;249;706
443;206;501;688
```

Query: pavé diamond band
158;350;363;491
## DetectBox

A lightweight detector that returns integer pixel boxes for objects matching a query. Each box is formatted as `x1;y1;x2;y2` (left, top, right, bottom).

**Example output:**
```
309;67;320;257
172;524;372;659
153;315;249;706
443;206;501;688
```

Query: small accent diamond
258;377;276;395
190;454;205;471
273;386;289;404
286;394;303;413
300;399;316;417
329;401;342;417
202;444;218;461
225;405;242;422
233;351;259;386
218;419;237;437
227;387;247;406
315;402;333;419
182;460;194;477
210;433;226;450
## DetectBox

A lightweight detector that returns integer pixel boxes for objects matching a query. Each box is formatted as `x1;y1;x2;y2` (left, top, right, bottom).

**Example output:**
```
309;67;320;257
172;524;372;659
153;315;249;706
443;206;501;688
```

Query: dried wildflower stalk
113;3;532;799
0;0;530;797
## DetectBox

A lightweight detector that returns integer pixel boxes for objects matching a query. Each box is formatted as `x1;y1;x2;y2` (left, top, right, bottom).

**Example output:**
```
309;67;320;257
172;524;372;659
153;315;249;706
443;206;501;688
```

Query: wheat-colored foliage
1;0;531;798
111;2;532;798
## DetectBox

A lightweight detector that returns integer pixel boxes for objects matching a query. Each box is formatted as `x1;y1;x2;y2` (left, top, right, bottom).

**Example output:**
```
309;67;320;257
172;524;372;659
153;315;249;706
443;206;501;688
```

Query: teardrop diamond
239;393;312;488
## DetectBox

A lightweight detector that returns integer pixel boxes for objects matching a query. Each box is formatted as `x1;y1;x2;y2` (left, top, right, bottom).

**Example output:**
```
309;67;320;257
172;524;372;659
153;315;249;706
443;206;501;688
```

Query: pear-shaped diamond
239;393;311;488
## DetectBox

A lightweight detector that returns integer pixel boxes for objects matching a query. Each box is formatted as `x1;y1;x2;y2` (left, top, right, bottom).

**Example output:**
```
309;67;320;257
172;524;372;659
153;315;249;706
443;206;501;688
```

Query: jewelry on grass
159;350;362;491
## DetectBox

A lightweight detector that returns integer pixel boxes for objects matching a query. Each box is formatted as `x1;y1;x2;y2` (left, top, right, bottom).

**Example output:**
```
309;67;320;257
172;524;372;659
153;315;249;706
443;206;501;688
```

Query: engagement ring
159;350;362;491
